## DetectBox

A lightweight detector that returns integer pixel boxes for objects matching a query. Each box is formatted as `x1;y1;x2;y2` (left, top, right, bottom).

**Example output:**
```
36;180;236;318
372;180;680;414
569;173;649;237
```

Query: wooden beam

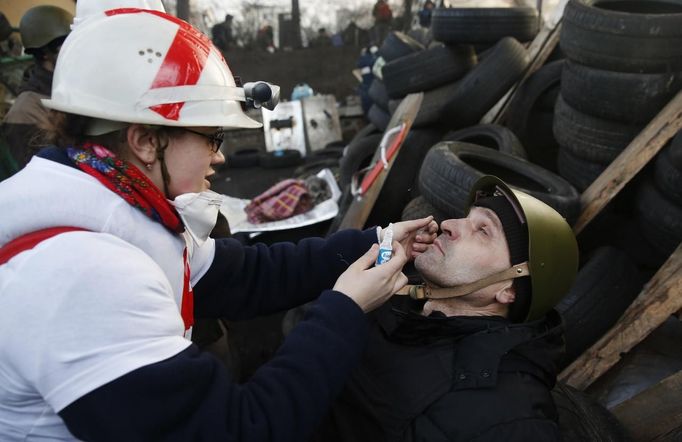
480;0;568;125
559;243;682;390
611;370;682;441
338;93;423;230
573;90;682;234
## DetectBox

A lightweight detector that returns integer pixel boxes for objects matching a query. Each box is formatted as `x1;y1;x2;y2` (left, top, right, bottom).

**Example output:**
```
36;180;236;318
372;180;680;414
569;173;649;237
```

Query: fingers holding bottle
333;241;408;313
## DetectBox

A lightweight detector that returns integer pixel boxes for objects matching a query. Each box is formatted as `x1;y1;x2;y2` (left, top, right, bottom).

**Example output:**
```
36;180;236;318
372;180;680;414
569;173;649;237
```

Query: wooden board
573;90;682;234
559;243;682;390
611;370;682;441
480;0;568;125
338;92;423;230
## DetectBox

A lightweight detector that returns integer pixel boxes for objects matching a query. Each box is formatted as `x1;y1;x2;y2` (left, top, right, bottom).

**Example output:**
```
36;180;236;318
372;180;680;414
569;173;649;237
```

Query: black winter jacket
313;299;564;441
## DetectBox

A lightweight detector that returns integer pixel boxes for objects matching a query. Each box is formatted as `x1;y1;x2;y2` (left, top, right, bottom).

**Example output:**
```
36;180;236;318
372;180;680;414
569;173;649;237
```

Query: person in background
0;12;21;58
2;5;72;169
372;0;393;45
418;0;435;28
0;8;438;441
310;27;333;48
357;45;379;115
257;24;275;52
313;175;579;441
212;13;234;53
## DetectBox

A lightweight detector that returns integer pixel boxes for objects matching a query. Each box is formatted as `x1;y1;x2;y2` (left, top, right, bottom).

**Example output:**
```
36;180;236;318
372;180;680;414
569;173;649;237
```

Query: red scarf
67;143;183;233
67;143;194;333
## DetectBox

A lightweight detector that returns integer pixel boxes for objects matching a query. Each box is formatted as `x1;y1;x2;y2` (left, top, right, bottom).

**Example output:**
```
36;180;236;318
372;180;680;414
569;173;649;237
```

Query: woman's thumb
353;243;379;270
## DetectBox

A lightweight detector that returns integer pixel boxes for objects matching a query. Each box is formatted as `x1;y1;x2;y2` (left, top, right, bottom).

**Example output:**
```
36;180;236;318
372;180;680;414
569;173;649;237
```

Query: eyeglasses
181;128;225;153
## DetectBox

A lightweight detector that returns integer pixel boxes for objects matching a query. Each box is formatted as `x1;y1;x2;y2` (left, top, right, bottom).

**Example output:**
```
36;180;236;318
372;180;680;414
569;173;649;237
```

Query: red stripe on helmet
106;8;214;121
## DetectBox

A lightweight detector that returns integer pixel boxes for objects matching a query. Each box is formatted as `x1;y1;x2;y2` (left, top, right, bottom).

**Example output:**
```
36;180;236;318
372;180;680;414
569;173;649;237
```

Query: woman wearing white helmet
0;9;437;441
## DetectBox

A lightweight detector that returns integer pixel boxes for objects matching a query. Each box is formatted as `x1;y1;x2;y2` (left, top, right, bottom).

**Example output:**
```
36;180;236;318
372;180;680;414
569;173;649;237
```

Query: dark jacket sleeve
59;290;369;442
193;228;377;320
470;420;561;442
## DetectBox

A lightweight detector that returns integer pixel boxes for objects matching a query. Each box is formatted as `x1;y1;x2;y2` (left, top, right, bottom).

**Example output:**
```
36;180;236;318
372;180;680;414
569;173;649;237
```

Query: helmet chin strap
156;145;172;199
395;262;530;301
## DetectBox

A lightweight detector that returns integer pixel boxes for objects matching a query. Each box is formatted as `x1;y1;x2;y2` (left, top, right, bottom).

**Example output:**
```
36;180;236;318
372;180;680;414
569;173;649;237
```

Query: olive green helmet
19;5;73;51
467;175;579;322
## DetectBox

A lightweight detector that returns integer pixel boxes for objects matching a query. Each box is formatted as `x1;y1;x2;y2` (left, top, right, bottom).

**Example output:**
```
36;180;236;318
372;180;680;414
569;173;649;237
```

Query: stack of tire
505;59;564;173
389;7;579;227
556;0;682;260
333;7;587;230
555;0;682;192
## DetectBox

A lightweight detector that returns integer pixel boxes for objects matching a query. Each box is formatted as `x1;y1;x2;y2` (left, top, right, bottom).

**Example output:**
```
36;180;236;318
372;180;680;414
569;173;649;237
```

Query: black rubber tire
258;149;303;169
506;60;564;138
520;110;561;173
635;177;682;257
309;145;345;160
553;95;643;163
556;147;608;192
378;31;425;62
587;316;682;410
349;123;380;143
418;141;581;223
293;157;340;179
368;79;390;111
667;129;682;169
556;246;642;367
440;37;530;129
227;148;261;168
552;383;631;441
365;128;445;228
388;79;460;128
407;27;434;47
560;0;682;73
367;104;391;132
431;7;540;44
654;143;682;205
561;60;682;124
338;133;383;189
442;124;527;159
401;196;447;225
382;44;476;98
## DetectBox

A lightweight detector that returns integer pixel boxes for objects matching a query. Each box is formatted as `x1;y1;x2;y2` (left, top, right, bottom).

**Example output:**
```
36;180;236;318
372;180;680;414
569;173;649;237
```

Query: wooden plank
611;370;682;441
480;0;568;125
338;93;423;230
559;243;682;390
573;90;682;234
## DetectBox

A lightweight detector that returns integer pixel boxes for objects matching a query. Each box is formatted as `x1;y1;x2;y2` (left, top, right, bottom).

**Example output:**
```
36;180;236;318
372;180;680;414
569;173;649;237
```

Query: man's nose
440;218;465;240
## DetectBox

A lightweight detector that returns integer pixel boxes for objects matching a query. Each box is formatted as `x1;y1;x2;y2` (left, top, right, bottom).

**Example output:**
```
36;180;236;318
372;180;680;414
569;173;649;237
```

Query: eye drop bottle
376;223;393;265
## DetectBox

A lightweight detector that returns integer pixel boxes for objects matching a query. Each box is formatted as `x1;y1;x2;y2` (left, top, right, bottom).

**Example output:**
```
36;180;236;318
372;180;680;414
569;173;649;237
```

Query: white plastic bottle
376;223;393;265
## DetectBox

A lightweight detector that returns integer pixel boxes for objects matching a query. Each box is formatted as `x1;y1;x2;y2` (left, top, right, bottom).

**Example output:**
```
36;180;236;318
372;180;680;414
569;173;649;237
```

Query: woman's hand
387;216;438;260
334;241;408;313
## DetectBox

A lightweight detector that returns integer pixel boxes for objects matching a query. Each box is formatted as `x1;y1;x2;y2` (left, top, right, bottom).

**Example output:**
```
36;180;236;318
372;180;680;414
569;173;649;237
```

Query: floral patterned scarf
67;143;183;234
66;143;194;334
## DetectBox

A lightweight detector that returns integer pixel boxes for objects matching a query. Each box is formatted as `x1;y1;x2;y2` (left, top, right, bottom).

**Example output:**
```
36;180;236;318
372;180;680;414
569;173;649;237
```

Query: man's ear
126;124;158;165
495;282;516;305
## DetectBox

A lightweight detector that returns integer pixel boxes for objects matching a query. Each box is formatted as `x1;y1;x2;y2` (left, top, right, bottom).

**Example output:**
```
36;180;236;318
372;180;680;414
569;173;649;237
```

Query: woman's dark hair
42;111;174;157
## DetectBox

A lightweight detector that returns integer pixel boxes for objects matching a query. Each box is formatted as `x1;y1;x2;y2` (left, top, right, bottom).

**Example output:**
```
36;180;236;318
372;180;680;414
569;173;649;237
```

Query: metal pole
292;0;302;48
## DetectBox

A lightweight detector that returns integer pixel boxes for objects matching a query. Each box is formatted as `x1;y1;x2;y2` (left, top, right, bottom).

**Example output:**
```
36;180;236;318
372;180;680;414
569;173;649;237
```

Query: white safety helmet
43;9;261;130
72;0;166;29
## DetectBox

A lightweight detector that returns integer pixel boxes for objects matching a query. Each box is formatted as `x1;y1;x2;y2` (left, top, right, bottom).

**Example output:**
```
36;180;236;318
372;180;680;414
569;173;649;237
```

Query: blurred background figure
212;13;234;53
0;13;20;58
371;0;392;45
310;27;332;48
257;24;275;52
356;45;378;115
2;5;72;169
418;0;435;28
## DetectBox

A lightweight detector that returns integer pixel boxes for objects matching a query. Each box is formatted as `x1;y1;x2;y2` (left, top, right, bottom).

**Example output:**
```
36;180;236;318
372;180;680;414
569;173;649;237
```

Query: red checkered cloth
245;179;313;223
